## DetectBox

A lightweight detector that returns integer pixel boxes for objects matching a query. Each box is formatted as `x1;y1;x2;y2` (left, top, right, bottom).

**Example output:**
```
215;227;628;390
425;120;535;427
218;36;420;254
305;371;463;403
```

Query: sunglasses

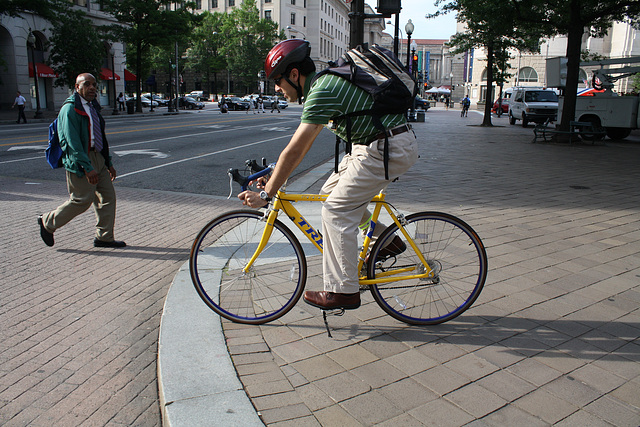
273;72;289;86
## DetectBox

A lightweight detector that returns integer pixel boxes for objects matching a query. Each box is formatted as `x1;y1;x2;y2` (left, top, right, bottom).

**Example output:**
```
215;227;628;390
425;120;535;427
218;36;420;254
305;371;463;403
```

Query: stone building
0;1;127;113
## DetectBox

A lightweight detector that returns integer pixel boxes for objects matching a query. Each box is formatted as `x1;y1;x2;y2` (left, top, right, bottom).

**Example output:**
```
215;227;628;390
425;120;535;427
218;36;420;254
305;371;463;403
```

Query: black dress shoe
38;216;54;247
94;239;126;248
304;291;361;310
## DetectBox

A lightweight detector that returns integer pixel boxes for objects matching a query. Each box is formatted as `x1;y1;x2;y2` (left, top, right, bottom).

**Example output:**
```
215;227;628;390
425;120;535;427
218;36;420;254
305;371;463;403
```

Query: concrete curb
157;160;333;426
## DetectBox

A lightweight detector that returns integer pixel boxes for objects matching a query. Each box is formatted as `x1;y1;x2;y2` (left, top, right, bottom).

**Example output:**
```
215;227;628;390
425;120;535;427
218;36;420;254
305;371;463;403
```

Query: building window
195;0;201;8
291;0;295;4
518;67;538;82
229;0;235;6
265;10;271;20
291;12;295;25
212;0;218;6
265;0;271;2
303;16;306;27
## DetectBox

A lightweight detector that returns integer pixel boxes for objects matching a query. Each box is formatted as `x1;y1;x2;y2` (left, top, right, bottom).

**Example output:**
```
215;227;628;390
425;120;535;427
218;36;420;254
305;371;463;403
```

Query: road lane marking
0;116;299;146
117;133;294;179
114;149;169;159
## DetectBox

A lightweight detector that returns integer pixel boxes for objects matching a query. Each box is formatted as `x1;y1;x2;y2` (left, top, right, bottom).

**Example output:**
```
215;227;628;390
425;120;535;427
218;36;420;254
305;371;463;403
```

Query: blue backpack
46;118;63;169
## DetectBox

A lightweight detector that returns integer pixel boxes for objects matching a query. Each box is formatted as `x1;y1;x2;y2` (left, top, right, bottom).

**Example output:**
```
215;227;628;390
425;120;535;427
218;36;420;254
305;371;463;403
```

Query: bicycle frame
242;189;434;286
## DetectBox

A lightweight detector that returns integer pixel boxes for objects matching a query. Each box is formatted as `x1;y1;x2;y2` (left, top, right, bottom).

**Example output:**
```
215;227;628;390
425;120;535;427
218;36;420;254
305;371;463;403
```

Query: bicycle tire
190;210;307;324
367;212;487;325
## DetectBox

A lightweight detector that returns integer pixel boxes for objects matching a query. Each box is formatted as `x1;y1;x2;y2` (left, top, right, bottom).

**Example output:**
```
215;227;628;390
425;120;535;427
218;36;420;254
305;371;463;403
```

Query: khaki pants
320;130;418;294
43;151;117;241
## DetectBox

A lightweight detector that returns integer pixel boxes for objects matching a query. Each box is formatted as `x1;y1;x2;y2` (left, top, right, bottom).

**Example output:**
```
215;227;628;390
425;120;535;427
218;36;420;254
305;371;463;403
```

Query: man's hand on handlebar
238;190;268;208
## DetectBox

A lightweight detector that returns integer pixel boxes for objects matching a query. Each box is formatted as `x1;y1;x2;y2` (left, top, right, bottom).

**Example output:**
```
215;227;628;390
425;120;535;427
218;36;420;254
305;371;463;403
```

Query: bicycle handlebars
227;159;275;192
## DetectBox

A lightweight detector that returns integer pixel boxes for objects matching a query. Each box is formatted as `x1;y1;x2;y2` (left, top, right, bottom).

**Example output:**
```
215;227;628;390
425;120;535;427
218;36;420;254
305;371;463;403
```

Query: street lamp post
386;20;403;59
404;19;414;71
27;32;44;119
285;26;307;40
110;45;119;115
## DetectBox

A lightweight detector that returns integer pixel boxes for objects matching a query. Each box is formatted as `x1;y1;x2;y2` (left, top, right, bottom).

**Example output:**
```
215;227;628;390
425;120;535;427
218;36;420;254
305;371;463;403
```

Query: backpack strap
332;110;390;179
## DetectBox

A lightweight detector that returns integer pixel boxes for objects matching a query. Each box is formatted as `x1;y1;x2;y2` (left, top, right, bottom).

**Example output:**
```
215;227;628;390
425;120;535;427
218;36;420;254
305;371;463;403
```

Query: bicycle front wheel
190;210;307;324
368;212;487;325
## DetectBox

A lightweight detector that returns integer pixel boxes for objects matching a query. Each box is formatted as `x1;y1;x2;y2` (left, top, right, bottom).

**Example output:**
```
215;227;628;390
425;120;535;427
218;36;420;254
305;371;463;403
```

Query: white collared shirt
80;99;97;148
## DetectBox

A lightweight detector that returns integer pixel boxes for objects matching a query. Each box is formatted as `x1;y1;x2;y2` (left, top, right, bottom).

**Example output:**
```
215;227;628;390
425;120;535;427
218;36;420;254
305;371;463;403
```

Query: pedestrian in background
118;92;125;111
38;73;126;248
246;95;256;114
12;91;27;124
257;95;265;113
271;96;281;113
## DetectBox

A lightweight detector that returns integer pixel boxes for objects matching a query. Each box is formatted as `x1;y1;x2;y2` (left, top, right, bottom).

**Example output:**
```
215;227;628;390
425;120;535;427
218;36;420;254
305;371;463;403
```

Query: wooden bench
533;120;606;144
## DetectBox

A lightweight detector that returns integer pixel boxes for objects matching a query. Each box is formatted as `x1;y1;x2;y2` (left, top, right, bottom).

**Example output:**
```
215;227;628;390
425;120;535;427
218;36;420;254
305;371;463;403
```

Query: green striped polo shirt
300;72;406;145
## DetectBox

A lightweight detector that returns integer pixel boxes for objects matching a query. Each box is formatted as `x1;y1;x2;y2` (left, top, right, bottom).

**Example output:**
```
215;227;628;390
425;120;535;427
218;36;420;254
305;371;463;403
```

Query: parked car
188;91;210;101
222;97;250;111
126;96;158;108
143;94;169;106
509;88;558;127
491;98;510;114
179;96;205;110
414;96;430;110
277;98;288;109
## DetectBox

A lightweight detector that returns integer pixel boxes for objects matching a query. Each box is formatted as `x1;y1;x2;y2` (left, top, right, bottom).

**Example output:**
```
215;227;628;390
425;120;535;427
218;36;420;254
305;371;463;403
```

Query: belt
367;124;412;144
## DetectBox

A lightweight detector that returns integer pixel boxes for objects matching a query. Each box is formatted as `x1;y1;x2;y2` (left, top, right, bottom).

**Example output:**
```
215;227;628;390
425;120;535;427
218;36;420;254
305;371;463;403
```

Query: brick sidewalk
2;108;639;426
218;110;640;425
0;178;236;425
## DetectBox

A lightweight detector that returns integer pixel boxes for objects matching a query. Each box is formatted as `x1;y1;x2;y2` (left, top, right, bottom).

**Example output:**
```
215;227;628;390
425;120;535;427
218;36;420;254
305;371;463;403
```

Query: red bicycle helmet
264;39;311;80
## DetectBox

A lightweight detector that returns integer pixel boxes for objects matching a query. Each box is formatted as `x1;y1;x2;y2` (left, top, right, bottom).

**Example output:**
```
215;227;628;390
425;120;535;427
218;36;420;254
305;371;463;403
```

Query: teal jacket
58;93;112;177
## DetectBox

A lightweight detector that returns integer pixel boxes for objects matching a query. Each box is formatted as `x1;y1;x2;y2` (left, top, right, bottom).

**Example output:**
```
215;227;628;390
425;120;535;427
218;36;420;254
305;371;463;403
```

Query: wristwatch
259;190;272;202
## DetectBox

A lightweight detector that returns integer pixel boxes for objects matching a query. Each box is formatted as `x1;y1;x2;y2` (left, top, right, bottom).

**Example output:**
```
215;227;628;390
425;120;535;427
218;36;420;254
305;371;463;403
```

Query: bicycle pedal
323;308;345;316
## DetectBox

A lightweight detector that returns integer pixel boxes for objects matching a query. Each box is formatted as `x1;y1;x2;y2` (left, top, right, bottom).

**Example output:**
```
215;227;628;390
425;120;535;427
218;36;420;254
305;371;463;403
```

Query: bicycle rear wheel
368;212;487;325
190;210;307;324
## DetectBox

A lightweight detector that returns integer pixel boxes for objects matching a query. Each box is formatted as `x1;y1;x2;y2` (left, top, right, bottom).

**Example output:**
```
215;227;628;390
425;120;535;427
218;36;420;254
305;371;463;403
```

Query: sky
370;1;458;40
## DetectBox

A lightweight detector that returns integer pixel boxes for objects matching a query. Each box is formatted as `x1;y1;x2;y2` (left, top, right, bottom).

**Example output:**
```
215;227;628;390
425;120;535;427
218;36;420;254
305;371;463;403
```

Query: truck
546;56;640;140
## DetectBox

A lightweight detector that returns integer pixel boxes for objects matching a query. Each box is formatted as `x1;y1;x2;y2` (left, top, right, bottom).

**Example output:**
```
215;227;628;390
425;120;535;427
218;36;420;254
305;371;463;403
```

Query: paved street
1;106;639;426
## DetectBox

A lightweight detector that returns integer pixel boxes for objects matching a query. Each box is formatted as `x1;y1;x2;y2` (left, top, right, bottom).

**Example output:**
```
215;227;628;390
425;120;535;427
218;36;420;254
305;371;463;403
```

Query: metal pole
111;48;119;115
349;0;364;49
175;41;179;114
405;34;411;70
28;35;44;119
393;13;400;58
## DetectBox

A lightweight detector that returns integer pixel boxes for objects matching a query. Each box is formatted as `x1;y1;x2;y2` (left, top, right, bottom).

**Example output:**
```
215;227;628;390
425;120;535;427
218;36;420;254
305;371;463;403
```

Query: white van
508;88;558;127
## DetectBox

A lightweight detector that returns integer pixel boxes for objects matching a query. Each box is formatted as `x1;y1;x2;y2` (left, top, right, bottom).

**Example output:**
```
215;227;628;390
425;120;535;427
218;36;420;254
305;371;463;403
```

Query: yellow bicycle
190;160;488;326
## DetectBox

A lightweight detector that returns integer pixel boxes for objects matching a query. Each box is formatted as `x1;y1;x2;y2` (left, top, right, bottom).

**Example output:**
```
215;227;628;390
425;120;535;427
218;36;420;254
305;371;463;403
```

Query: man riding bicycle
239;39;418;310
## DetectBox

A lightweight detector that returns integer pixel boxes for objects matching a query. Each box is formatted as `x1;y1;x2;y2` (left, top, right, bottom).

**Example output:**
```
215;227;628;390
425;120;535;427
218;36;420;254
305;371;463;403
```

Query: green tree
431;0;542;126
221;0;283;94
185;11;228;98
511;0;640;135
47;9;105;89
0;0;73;79
0;0;68;19
102;0;196;111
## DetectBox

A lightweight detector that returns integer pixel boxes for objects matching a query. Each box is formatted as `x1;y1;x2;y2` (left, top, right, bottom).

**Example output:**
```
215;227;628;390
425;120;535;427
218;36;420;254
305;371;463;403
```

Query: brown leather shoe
303;291;361;310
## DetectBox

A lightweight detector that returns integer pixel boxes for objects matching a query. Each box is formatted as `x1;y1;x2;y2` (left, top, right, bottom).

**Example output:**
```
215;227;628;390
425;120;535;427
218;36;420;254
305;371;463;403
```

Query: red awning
100;67;121;81
29;62;57;78
124;69;137;81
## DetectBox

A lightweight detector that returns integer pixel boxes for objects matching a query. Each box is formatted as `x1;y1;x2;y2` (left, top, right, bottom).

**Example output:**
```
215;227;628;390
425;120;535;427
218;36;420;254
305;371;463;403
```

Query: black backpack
312;44;417;179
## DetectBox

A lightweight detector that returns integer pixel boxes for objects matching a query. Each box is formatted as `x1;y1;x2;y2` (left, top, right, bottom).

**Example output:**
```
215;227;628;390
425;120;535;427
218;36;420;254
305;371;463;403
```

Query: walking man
38;73;126;248
270;96;281;113
12;91;27;124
